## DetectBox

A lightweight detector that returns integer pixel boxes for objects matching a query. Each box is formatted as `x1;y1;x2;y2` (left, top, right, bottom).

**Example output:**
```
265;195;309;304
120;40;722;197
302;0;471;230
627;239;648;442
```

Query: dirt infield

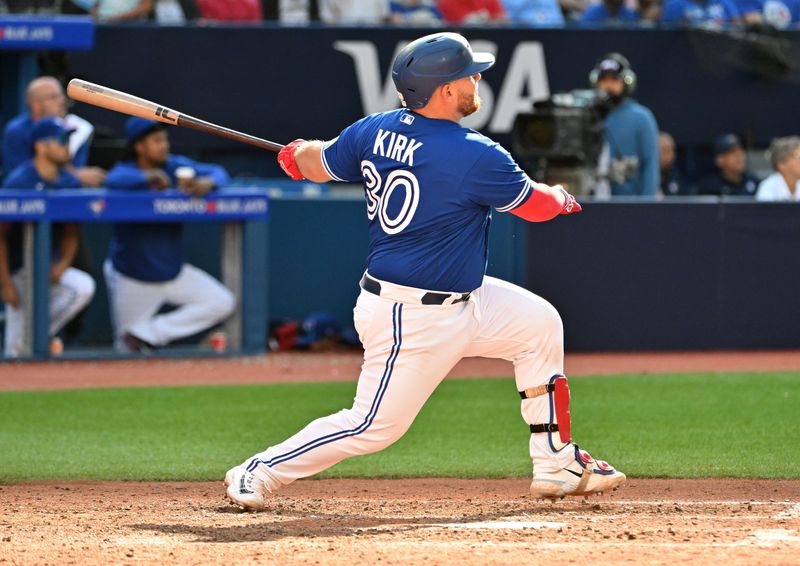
3;349;800;391
2;351;798;564
1;479;798;565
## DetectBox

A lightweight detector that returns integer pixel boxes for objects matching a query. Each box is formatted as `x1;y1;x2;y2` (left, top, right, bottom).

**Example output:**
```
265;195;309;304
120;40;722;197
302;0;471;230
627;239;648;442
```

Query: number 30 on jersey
361;160;420;235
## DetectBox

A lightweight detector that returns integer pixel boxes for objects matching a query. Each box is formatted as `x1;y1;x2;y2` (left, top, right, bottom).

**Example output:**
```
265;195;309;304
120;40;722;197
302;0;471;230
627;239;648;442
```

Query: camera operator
591;53;659;197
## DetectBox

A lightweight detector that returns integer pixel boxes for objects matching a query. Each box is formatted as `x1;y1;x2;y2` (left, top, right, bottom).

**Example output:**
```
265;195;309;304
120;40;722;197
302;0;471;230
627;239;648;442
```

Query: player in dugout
225;32;626;510
103;117;235;353
0;117;96;357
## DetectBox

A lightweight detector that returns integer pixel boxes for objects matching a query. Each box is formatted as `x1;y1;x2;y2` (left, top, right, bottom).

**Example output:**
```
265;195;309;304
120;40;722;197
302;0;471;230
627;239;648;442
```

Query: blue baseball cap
31;117;74;145
125;116;165;143
713;133;742;156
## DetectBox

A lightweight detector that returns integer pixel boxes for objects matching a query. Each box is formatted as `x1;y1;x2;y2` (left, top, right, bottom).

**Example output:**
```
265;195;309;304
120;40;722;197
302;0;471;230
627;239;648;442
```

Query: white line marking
431;520;566;530
773;503;800;520
750;529;800;546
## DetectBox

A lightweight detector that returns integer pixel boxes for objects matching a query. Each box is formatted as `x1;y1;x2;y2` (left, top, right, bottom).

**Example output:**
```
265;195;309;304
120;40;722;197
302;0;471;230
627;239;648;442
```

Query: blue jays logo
89;199;106;215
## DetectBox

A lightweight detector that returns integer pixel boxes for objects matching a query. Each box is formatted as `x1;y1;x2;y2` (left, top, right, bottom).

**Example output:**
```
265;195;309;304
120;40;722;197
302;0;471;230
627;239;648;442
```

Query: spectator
661;0;740;26
279;0;312;22
0;118;96;357
658;132;689;196
639;0;663;21
560;0;592;19
319;0;391;23
438;0;508;23
80;0;154;21
734;0;800;27
3;76;106;187
195;0;262;20
756;136;800;201
103;117;235;353
390;0;443;24
581;0;640;23
696;133;759;197
591;53;659;196
502;0;564;25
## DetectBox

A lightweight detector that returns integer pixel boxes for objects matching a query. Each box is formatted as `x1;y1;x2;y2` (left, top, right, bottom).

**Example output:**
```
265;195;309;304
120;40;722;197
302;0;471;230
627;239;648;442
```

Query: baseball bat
66;79;284;152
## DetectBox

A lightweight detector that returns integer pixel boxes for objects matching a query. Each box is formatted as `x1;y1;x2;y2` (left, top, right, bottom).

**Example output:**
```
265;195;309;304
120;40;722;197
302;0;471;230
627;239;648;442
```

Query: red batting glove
277;139;306;181
558;186;582;215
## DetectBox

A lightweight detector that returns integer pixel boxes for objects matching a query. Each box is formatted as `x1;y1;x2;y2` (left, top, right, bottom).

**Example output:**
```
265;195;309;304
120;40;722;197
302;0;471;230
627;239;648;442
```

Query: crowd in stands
2;0;799;28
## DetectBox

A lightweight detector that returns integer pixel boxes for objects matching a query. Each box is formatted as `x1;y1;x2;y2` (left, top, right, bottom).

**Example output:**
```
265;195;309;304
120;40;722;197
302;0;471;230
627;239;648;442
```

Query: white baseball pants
104;260;236;351
3;267;96;357
247;274;571;492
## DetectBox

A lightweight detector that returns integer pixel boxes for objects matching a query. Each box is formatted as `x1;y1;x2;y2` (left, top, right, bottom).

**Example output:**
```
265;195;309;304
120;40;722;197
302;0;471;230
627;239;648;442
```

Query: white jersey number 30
361;160;420;235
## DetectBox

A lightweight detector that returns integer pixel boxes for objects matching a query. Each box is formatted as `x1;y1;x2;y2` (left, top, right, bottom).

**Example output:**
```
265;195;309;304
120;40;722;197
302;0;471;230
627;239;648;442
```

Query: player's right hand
1;280;19;308
278;139;306;181
145;169;171;191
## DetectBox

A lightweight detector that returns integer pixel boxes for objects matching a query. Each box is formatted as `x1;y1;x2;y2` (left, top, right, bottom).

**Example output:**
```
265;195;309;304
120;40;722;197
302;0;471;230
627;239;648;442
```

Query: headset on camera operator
591;53;659;197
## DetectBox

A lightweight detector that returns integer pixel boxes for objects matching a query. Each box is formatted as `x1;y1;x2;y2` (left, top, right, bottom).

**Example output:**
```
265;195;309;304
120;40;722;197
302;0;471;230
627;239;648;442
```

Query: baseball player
0;117;96;357
3;76;106;187
103;117;235;353
226;32;625;509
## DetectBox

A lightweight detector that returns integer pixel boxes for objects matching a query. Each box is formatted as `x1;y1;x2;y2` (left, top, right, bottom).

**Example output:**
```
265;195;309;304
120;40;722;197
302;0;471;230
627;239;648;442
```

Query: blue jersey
735;0;800;26
502;0;565;25
105;155;230;282
2;113;92;179
1;160;81;274
661;0;740;24
580;3;640;23
322;109;533;293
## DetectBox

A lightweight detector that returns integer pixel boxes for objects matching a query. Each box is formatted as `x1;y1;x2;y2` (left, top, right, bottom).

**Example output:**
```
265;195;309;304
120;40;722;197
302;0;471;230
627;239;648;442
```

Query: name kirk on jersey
373;129;423;166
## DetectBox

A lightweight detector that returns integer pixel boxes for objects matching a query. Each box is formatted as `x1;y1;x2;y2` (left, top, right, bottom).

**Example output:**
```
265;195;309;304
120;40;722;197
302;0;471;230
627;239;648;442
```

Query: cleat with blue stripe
225;468;269;511
530;445;626;500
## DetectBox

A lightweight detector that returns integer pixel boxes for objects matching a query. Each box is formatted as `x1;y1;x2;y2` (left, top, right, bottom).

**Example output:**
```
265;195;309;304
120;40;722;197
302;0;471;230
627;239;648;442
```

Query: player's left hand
179;177;215;198
278;139;306;181
50;263;67;284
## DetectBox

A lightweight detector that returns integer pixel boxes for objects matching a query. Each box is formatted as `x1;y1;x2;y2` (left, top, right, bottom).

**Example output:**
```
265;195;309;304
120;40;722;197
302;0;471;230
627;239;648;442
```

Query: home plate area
1;478;798;565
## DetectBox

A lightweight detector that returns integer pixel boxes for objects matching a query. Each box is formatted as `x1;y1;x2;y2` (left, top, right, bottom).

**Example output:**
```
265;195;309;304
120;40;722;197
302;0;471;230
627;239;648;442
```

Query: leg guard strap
530;423;559;434
519;383;555;399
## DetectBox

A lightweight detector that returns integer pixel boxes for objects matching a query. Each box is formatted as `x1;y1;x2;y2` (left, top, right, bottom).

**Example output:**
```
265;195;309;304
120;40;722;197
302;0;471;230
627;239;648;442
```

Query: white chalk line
773;503;800;520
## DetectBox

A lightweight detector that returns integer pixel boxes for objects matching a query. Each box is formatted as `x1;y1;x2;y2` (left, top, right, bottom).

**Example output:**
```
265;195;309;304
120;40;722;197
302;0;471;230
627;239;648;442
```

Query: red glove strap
510;183;582;222
277;139;306;181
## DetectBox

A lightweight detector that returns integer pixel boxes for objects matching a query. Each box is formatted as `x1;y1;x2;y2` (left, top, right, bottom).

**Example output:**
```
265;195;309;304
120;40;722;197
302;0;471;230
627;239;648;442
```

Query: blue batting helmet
391;32;495;110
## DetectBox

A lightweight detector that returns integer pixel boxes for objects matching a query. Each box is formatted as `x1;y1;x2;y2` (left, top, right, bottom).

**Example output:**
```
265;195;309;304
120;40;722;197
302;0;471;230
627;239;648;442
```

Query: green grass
0;373;797;482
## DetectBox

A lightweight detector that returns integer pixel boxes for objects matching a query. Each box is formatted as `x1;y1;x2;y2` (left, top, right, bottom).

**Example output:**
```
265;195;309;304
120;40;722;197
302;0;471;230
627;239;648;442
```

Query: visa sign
334;40;550;134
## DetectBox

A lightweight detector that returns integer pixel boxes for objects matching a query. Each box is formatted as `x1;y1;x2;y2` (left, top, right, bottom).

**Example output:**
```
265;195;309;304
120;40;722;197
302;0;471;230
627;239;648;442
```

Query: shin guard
520;374;572;451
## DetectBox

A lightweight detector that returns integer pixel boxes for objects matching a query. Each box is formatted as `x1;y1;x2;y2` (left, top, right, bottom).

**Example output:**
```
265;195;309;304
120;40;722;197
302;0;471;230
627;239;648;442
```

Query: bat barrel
66;79;285;153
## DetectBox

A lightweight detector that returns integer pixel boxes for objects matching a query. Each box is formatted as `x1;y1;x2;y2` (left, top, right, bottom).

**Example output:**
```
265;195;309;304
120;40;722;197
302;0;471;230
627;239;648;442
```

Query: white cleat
224;464;246;488
530;446;626;501
225;467;269;511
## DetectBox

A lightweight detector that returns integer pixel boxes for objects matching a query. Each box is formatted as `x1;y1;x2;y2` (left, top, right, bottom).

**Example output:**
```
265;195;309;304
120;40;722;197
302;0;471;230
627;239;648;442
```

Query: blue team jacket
105;155;230;282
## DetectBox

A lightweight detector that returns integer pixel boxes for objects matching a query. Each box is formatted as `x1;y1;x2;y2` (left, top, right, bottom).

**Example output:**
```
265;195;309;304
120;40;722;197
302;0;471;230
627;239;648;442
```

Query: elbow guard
509;183;580;222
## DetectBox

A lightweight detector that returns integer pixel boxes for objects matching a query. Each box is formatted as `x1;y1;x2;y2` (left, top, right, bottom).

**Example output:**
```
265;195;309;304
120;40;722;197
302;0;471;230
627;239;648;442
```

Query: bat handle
177;115;284;153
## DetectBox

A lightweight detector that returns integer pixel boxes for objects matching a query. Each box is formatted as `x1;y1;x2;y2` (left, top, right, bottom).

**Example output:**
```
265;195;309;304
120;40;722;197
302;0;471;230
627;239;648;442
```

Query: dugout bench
0;188;269;359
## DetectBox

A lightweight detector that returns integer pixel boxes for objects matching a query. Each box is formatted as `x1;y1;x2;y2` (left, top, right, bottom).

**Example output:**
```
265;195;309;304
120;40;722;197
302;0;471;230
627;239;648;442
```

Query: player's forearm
56;224;80;269
510;183;581;222
0;228;14;288
294;141;333;183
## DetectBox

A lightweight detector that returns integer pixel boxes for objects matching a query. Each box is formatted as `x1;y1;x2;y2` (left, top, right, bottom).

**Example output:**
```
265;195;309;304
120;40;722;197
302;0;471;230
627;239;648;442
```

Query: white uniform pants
248;275;571;492
3;267;96;357
104;260;236;351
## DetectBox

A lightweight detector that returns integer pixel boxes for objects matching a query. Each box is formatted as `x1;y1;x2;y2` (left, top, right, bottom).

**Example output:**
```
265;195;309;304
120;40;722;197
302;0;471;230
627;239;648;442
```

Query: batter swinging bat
66;79;285;152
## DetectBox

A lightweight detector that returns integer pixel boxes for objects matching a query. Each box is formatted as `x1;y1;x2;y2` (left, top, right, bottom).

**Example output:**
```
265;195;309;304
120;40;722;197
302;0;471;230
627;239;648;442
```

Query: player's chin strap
519;374;572;445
